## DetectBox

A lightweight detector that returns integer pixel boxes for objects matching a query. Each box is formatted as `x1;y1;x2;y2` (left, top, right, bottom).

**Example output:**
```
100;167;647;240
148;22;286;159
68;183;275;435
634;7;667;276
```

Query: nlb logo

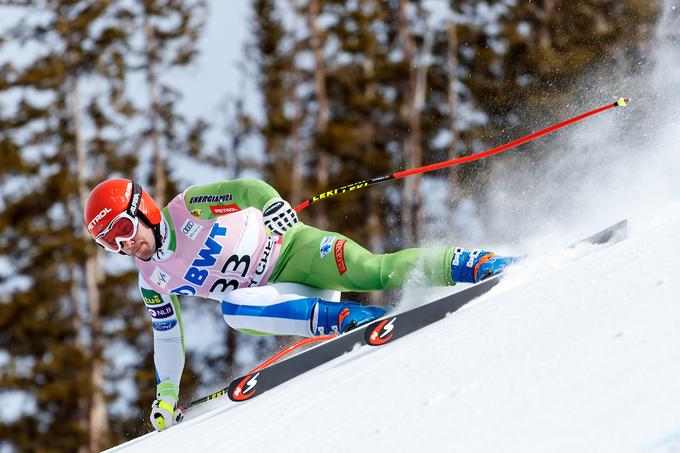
230;373;260;401
88;208;112;231
148;303;173;319
170;223;227;296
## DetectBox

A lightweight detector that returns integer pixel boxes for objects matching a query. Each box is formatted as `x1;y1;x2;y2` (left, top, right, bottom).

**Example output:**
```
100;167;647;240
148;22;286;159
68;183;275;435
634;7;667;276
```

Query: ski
364;219;629;347
214;220;628;404
226;275;502;403
567;219;627;248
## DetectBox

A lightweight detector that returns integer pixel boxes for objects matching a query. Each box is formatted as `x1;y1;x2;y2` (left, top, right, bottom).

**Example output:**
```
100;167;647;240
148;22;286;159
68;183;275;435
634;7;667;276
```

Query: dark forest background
0;0;658;451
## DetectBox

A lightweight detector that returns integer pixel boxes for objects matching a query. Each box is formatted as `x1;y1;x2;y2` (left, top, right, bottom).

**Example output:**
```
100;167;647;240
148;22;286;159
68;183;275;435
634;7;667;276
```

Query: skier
84;178;516;431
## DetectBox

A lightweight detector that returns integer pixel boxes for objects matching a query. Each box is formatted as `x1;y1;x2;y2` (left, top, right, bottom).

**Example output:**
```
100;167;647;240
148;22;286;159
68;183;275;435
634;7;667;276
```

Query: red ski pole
294;97;629;213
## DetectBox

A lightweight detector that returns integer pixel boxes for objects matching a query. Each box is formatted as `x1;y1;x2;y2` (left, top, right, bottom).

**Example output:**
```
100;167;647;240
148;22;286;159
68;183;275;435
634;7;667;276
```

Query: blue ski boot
313;300;389;335
450;248;519;283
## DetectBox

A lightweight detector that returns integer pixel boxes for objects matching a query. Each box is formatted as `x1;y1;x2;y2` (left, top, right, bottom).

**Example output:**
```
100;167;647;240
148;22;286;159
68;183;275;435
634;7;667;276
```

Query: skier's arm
139;274;185;400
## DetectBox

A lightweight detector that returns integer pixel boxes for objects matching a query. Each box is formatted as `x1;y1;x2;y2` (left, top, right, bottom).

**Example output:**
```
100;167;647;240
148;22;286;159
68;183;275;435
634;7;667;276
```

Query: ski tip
615;97;630;107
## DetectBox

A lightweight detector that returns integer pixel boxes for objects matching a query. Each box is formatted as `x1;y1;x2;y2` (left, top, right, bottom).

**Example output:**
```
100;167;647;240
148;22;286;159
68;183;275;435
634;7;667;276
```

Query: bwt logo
88;208;112;231
171;223;228;296
184;223;228;286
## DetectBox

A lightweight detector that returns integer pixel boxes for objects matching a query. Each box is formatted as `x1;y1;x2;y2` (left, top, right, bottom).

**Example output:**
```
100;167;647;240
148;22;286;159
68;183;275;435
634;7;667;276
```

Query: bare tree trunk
289;70;304;204
308;0;330;230
399;0;430;245
229;65;250;179
446;21;462;219
224;328;238;368
144;11;166;205
68;269;88;453
538;0;555;49
69;270;84;346
230;98;244;179
71;71;108;453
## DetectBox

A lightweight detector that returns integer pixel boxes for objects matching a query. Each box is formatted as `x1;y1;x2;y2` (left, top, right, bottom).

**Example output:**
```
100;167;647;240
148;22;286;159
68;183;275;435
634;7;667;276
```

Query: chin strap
152;223;163;250
137;212;163;253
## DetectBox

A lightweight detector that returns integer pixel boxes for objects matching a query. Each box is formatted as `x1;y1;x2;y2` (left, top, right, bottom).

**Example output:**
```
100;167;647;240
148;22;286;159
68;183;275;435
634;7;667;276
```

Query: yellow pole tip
615;97;629;107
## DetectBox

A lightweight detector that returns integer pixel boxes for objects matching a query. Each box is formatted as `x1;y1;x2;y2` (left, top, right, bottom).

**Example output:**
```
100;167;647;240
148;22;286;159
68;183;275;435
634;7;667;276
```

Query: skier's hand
263;198;298;236
150;381;181;432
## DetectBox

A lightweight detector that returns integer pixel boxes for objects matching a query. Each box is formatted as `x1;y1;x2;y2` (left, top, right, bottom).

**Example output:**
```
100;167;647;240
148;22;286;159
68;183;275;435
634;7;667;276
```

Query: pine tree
0;0;212;448
111;0;211;436
129;0;207;206
251;0;296;200
0;1;142;450
446;0;658;216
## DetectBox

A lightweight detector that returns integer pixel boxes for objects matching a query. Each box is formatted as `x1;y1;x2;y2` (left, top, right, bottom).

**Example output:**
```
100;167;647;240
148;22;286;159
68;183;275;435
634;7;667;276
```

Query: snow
107;207;680;453
106;2;680;451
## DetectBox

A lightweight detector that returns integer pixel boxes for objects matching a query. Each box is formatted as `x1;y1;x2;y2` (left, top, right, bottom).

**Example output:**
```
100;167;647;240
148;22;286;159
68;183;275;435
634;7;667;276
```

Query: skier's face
120;220;155;261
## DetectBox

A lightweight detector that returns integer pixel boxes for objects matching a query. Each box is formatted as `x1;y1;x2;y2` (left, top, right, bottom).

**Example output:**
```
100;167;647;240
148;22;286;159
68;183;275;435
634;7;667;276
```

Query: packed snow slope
110;209;680;453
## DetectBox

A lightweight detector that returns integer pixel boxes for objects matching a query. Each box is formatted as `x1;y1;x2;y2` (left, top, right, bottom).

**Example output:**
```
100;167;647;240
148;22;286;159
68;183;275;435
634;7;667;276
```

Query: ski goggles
94;181;142;254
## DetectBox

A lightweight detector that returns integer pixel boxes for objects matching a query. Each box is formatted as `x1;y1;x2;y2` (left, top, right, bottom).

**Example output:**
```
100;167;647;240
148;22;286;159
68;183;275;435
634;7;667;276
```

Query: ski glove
450;248;519;283
263;198;298;236
150;381;182;432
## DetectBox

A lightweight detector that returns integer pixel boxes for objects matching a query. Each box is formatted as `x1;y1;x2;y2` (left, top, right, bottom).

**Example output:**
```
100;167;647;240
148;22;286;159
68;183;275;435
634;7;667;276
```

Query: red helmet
84;179;162;251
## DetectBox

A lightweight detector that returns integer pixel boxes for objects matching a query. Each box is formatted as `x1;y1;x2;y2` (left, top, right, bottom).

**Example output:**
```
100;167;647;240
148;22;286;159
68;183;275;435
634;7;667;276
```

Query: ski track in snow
108;211;680;453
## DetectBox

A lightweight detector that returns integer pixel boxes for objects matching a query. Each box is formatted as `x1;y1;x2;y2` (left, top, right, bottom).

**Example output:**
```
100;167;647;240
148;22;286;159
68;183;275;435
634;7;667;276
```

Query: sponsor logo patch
87;207;112;231
231;373;259;401
248;237;275;287
210;204;240;216
366;318;396;345
152;320;177;331
189;194;233;204
148;303;174;319
334;239;347;276
310;181;369;202
170;285;195;296
179;223;228;295
191;209;203;218
150;266;170;288
320;236;336;258
262;200;284;216
181;219;203;240
141;288;164;305
129;192;140;214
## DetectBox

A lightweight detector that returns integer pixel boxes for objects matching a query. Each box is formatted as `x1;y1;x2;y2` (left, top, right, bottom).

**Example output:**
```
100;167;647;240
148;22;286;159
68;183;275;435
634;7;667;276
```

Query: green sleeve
183;179;281;220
